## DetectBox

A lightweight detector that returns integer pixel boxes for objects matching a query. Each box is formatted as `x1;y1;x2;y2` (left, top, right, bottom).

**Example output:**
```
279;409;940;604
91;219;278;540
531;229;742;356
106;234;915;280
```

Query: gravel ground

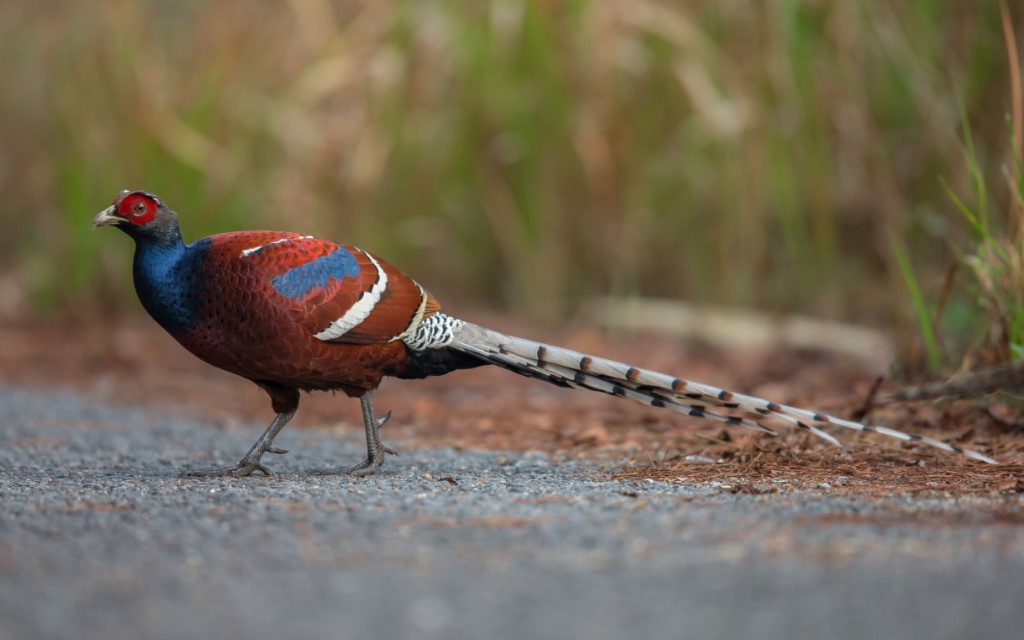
1;386;1022;640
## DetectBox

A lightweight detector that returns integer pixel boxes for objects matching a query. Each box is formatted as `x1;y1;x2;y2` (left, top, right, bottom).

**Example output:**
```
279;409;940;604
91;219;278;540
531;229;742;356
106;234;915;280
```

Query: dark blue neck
132;231;210;336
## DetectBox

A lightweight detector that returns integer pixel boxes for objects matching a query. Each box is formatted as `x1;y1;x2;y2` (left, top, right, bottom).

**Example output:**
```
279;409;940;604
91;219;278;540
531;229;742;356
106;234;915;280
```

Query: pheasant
92;190;997;476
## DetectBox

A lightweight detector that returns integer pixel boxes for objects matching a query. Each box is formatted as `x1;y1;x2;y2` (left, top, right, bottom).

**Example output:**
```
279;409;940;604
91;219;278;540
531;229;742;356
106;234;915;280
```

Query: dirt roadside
1;314;1021;495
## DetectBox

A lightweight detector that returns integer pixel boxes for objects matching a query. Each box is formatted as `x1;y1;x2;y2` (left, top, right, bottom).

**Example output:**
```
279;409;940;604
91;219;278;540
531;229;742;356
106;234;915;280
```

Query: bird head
92;190;179;243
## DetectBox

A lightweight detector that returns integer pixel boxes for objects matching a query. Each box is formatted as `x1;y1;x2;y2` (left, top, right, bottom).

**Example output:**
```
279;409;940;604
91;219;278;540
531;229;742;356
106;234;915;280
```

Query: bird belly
174;313;406;396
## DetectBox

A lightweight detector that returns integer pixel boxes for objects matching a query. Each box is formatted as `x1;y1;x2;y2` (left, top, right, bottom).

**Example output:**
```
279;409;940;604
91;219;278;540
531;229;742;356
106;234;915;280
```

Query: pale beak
92;205;122;229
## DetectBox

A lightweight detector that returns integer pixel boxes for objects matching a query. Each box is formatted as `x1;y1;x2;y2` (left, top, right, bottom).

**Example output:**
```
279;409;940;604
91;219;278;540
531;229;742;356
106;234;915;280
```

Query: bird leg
345;392;398;476
185;408;297;478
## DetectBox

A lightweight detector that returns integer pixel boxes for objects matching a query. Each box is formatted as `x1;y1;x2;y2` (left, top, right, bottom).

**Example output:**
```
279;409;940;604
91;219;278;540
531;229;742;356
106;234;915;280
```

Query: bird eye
132;201;148;216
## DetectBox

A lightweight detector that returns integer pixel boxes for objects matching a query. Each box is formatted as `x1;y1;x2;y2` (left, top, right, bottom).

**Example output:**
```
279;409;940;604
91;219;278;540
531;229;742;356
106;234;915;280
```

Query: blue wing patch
271;246;361;300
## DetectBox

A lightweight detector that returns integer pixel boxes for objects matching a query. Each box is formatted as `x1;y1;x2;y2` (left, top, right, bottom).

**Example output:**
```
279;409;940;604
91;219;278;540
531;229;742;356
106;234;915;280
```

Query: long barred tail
424;315;997;464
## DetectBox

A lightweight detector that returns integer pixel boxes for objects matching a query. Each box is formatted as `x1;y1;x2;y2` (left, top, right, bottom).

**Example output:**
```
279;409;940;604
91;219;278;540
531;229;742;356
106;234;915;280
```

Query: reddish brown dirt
2;314;1022;494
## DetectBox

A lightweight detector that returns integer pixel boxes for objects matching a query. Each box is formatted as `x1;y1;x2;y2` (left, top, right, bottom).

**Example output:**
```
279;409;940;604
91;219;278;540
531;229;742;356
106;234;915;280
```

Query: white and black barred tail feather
430;317;997;464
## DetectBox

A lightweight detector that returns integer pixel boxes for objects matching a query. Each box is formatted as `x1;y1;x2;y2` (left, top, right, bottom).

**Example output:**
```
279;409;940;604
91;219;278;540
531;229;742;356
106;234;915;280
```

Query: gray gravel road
0;387;1022;640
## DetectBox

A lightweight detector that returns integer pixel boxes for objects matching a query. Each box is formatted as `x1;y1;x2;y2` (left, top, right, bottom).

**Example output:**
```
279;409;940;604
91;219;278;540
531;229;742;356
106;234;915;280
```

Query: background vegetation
1;1;1020;373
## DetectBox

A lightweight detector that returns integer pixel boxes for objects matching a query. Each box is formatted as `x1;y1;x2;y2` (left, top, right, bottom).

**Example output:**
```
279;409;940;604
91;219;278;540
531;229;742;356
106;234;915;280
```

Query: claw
266;446;289;455
345;456;384;476
184;459;274;478
377;410;396;455
344;458;370;474
250;462;273;476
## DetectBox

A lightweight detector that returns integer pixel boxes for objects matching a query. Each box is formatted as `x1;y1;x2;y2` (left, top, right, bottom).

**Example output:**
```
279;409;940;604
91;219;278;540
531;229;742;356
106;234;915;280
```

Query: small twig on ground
879;361;1024;404
983;406;1024;432
851;376;885;421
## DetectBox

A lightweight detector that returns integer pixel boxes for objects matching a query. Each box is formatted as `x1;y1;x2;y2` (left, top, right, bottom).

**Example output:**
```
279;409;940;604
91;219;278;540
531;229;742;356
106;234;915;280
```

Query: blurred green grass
0;0;1017;336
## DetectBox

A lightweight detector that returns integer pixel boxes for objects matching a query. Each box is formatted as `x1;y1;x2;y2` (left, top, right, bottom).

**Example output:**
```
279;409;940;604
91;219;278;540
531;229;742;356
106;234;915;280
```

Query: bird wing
216;232;439;345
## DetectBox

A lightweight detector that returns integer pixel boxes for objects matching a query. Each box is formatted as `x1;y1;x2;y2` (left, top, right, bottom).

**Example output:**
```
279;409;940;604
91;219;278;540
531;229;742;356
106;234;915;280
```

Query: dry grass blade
1001;0;1024;234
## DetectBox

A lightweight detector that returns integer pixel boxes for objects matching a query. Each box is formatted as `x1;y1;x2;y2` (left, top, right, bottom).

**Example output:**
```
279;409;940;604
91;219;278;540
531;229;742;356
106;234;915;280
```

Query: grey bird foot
312;443;396;476
343;445;398;476
184;459;273;478
326;410;397;476
182;408;296;479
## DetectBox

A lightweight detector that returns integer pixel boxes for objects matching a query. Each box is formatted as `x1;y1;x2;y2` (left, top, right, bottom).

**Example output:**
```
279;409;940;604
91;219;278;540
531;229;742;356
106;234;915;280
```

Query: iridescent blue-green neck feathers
128;212;211;336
